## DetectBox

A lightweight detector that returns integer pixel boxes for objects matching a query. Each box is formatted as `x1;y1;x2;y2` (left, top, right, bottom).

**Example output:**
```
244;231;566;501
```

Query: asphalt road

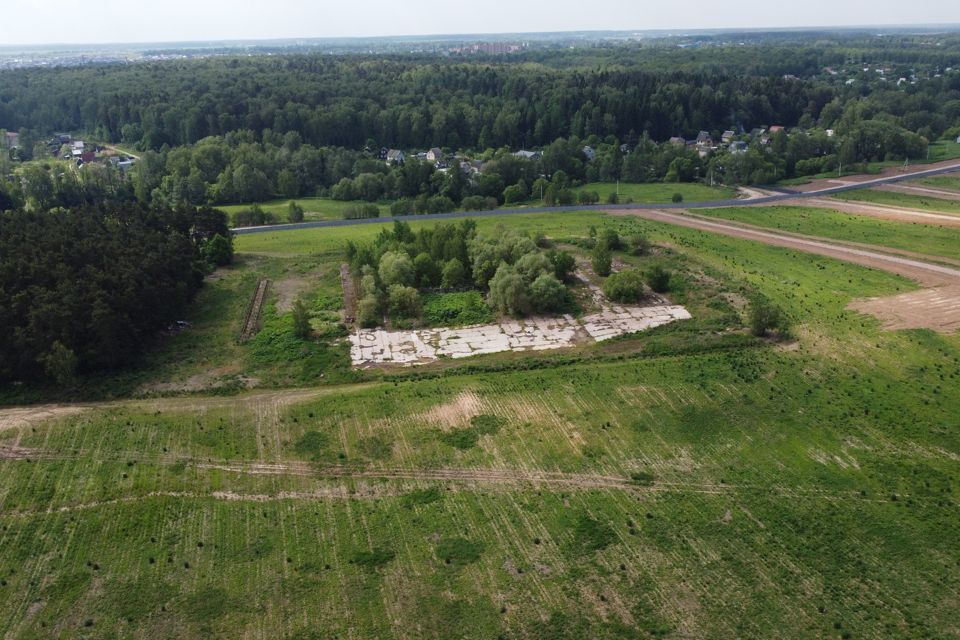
231;161;960;236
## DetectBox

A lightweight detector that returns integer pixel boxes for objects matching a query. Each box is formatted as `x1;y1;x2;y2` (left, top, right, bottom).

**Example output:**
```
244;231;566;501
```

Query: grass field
831;188;960;214
573;182;736;203
221;198;390;224
696;205;960;261
2;208;960;638
915;174;960;192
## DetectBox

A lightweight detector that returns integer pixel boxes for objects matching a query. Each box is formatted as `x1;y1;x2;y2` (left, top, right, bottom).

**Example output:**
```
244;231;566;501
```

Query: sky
4;0;960;46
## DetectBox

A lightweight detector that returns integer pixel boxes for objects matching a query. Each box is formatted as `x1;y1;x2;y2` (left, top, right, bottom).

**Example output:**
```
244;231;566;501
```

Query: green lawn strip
694;205;960;261
831;188;960;214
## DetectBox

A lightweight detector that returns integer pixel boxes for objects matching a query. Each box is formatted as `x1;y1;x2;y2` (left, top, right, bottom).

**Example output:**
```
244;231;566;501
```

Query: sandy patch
273;273;312;313
0;405;87;432
421;391;486;426
849;285;960;334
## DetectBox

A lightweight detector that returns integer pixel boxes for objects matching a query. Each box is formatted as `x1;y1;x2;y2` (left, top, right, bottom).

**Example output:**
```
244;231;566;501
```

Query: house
385;149;405;165
80;151;96;164
582;145;596;161
513;149;541;161
54;133;72;144
721;130;736;144
695;131;713;149
72;140;85;151
619;143;632;154
729;141;748;155
826;129;836;138
426;147;443;163
117;159;136;172
749;128;765;139
2;132;18;149
768;126;785;134
668;136;686;146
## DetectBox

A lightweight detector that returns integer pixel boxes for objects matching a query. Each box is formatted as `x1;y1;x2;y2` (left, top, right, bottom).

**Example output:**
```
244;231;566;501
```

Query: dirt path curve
790;197;960;227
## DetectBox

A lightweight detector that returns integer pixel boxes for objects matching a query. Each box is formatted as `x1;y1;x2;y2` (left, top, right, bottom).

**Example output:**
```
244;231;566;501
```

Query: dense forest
2;36;959;213
0;206;233;383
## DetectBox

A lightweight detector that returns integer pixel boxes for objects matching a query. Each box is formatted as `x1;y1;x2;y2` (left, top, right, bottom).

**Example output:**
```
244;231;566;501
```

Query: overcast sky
4;0;959;46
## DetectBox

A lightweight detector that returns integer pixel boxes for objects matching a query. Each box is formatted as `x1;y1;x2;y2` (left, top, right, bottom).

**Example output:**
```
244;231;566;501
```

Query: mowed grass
221;197;389;223
832;188;960;214
696;205;960;260
915;174;960;192
574;181;736;203
3;210;960;637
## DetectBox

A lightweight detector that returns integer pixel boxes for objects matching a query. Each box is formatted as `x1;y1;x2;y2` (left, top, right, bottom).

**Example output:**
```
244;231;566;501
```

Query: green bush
592;241;612;277
422;291;492;326
646;266;671;293
287;201;305;222
603;269;646;303
672;192;684;203
749;300;789;336
343;203;380;219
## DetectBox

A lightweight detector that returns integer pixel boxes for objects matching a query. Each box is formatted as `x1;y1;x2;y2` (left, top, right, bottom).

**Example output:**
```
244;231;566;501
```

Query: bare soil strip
239;278;269;342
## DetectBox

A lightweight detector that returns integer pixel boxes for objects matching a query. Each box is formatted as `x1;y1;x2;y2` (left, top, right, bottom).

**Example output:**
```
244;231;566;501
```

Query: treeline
3;39;959;154
0;205;233;383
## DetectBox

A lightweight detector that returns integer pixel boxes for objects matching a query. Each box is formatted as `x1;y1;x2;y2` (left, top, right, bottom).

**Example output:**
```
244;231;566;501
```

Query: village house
721;130;736;144
668;136;686;146
729;141;748;154
513;149;541;160
385;149;405;165
582;145;595;161
2;132;19;149
768;125;785;134
426;147;443;163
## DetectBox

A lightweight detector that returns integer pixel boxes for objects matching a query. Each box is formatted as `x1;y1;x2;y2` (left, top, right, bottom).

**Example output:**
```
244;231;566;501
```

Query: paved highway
232;161;960;236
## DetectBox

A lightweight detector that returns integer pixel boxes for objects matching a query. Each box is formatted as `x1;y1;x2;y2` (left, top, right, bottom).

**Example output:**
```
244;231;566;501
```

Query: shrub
356;294;381;328
646;266;671;293
514;252;553;283
603;269;646;303
414;253;440;288
378;251;415;287
529;273;568;313
232;204;275;227
547;248;576;282
461;195;498;211
291;299;312;338
487;264;531;316
387;284;421;318
344;203;380;219
600;228;622;250
628;234;651;256
672;192;684;203
606;192;619;204
591;241;612;277
441;258;468;288
287;201;305;223
749;300;789;336
503;184;526;204
390;199;415;216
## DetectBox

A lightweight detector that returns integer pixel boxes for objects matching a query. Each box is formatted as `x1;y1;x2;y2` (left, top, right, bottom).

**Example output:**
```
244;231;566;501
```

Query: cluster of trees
0;205;233;383
3;37;958;153
1;38;958;218
346;220;576;326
